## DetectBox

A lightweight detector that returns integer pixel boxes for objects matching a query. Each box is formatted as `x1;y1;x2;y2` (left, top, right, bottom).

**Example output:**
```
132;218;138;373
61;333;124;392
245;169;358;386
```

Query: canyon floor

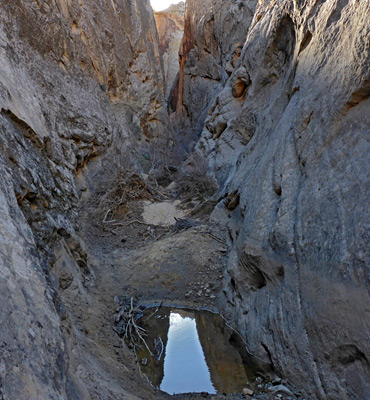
54;173;301;400
0;0;368;399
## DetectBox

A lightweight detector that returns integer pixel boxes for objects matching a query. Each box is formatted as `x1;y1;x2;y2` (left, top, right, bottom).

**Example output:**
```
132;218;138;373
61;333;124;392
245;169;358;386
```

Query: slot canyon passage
0;0;369;399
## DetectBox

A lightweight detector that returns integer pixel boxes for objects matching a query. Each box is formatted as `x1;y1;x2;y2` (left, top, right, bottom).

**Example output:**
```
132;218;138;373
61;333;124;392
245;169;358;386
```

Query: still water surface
161;312;215;394
135;307;270;395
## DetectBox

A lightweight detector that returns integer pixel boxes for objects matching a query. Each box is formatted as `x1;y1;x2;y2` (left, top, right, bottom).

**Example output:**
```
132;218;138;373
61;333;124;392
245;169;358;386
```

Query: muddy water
135;307;271;395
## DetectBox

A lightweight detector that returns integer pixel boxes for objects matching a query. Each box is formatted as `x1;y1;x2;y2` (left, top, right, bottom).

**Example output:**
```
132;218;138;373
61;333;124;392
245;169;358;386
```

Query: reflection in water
160;313;216;394
135;307;271;395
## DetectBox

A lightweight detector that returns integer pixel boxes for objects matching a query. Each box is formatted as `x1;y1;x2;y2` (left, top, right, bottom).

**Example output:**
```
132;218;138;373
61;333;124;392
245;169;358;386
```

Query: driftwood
95;172;168;225
114;296;153;355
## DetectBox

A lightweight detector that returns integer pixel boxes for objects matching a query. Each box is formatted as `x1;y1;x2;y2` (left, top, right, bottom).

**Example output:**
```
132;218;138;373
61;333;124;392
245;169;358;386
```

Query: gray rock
1;1;369;400
268;384;293;396
0;0;170;399
154;5;184;101
242;387;254;396
272;377;282;386
182;0;370;399
173;0;258;143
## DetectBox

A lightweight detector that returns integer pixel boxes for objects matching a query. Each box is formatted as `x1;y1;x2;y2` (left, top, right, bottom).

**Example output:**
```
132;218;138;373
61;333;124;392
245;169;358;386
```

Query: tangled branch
114;296;153;355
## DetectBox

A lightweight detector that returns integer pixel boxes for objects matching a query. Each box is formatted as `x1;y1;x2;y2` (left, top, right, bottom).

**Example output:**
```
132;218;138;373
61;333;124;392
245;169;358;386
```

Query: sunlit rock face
182;0;370;398
154;2;185;102
173;0;258;140
1;0;369;398
0;0;170;398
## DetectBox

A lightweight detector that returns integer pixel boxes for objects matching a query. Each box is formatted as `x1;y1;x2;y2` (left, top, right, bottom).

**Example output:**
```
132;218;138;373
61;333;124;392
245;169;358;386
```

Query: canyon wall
182;0;370;399
1;0;369;399
154;2;185;102
0;0;169;398
174;0;258;143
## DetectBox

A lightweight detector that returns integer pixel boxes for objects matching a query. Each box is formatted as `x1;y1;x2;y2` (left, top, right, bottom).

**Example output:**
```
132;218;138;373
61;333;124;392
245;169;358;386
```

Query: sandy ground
58;179;297;400
69;188;234;400
142;200;185;226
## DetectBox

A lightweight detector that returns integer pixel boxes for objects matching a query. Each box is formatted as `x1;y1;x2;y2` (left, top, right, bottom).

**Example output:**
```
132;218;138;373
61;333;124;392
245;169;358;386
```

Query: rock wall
1;0;369;398
0;0;169;398
184;0;370;399
154;2;185;102
174;0;258;141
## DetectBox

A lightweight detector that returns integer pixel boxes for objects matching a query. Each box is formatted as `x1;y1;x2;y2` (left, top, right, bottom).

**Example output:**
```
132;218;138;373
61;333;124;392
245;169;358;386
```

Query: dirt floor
59;173;298;400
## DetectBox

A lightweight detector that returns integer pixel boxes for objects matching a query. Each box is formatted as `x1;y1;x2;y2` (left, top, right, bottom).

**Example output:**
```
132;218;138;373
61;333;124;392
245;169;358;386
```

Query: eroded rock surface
173;0;258;142
1;0;369;399
182;0;370;398
0;0;171;398
154;2;185;101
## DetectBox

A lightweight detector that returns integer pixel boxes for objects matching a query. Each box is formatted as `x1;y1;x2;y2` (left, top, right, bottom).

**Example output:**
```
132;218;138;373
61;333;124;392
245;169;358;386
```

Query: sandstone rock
0;169;68;399
225;190;240;210
173;0;258;141
1;0;369;399
0;0;170;398
184;0;370;398
272;377;282;386
154;3;185;100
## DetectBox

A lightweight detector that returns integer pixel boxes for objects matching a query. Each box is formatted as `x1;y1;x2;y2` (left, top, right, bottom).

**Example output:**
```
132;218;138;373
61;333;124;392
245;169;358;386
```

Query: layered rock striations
174;0;258;141
154;2;185;102
1;0;369;399
183;0;370;398
0;0;170;398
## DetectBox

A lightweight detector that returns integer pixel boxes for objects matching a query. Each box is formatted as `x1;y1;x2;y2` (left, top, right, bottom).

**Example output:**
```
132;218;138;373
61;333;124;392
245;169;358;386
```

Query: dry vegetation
87;143;218;251
93;147;217;225
95;172;161;224
114;296;153;355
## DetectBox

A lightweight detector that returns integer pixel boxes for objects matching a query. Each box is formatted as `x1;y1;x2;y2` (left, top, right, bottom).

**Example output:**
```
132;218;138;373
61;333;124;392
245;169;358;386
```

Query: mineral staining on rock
179;0;370;399
154;2;185;101
0;0;170;398
0;0;369;399
173;0;258;134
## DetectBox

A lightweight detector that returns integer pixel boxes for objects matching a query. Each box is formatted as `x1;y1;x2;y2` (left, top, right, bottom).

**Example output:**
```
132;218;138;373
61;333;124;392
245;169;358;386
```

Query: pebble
242;387;254;396
268;384;293;395
28;328;36;339
272;377;282;385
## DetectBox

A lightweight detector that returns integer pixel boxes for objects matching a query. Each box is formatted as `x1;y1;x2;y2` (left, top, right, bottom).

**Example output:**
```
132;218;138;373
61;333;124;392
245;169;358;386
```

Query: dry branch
114;296;153;355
